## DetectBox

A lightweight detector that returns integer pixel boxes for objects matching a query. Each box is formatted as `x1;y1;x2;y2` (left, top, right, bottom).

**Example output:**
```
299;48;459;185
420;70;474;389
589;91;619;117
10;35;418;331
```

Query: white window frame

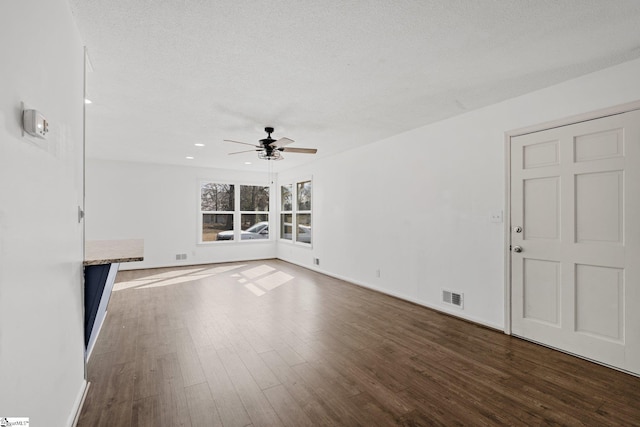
199;181;235;244
239;184;271;241
198;180;272;244
279;183;294;242
279;177;312;247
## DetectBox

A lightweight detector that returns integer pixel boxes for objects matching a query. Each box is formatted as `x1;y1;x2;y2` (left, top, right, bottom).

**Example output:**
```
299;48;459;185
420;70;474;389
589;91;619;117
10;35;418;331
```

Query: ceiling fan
225;127;318;161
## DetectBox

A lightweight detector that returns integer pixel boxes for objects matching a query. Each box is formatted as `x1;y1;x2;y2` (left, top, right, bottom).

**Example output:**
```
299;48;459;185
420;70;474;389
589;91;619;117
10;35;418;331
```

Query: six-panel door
511;110;640;375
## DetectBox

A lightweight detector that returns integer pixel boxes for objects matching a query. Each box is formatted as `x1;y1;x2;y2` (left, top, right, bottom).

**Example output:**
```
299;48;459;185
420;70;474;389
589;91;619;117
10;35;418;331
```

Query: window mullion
234;184;241;240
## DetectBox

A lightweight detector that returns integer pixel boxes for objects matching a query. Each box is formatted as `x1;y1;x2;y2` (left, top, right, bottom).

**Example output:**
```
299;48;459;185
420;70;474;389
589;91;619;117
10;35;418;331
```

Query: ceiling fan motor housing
260;126;276;151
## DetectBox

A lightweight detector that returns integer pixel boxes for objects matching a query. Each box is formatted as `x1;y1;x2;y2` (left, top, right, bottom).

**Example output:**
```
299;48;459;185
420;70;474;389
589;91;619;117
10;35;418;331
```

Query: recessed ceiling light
186;156;194;160
84;98;92;104
194;143;205;147
244;161;252;165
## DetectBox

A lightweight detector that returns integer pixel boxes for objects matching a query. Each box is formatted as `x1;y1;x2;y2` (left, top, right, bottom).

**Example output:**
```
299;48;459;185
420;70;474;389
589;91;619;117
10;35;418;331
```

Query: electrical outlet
376;269;381;278
313;257;320;266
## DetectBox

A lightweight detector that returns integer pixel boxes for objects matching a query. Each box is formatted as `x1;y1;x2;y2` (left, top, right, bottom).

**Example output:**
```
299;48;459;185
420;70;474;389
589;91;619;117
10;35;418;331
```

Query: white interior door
510;109;640;375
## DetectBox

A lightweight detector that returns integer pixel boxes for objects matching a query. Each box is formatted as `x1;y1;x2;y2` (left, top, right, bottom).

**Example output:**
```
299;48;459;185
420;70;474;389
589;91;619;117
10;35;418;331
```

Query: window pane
203;213;234;241
201;183;234;211
296;213;311;244
240;185;269;211
241;214;269;240
280;213;292;240
297;181;311;211
281;185;292;211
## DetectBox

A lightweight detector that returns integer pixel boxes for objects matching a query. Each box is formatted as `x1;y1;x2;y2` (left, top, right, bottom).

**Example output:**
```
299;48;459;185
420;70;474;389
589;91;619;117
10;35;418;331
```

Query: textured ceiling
69;0;640;172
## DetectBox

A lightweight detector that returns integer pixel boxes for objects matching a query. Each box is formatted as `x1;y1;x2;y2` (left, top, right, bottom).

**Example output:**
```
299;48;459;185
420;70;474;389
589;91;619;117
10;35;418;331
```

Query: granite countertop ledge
84;239;144;266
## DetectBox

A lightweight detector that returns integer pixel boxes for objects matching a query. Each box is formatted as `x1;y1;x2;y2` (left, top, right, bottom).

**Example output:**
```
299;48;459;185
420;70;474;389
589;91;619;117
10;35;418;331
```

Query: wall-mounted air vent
442;289;464;309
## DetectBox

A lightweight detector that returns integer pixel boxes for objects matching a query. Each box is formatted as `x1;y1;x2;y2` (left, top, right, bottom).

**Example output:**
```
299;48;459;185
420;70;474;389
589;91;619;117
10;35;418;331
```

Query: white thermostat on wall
23;109;49;139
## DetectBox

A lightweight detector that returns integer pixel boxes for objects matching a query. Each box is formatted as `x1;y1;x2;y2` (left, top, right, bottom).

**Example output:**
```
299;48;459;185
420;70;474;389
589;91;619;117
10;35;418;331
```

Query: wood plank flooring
77;259;640;426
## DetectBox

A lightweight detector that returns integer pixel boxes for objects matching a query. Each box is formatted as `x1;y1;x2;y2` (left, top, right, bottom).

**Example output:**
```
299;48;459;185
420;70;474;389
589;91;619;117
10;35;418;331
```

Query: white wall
85;159;277;269
0;1;86;425
277;58;640;329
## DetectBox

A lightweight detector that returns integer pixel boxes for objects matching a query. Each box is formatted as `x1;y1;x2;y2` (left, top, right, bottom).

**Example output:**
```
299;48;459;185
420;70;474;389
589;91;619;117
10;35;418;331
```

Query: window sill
278;238;313;248
197;239;274;246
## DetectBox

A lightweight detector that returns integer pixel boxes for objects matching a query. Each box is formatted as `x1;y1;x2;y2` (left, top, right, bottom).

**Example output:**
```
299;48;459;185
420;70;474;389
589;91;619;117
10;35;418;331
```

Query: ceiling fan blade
269;137;295;147
228;149;260;155
224;139;260;148
279;147;318;154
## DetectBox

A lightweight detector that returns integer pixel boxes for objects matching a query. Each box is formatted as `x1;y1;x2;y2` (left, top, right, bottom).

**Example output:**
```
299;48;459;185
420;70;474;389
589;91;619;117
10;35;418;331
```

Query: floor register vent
442;289;464;308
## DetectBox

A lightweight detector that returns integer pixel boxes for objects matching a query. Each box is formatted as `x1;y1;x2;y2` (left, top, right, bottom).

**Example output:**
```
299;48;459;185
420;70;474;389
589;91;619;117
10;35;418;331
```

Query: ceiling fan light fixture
258;150;283;161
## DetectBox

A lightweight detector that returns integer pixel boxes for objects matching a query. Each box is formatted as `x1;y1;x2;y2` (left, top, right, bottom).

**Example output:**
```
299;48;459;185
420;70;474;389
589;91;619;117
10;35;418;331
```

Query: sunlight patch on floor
140;267;205;280
241;264;276;279
244;283;266;296
113;264;246;291
256;271;294;290
192;265;245;276
236;264;295;296
136;275;203;289
113;278;158;291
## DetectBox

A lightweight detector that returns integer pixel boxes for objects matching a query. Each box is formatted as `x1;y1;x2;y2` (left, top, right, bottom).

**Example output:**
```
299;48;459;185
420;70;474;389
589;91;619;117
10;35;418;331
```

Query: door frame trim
503;99;640;335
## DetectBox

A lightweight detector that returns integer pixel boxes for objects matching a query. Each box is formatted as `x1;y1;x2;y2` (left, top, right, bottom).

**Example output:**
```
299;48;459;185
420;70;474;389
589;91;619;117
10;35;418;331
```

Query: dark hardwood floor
78;259;640;426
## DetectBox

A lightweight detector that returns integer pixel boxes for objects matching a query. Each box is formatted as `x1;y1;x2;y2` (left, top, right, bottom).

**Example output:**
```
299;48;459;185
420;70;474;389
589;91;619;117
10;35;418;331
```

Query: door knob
513;246;523;253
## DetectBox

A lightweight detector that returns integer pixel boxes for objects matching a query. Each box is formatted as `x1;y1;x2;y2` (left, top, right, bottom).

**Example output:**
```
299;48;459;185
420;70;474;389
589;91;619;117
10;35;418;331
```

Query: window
280;184;292;240
201;183;234;242
240;185;270;238
280;179;311;245
200;182;270;242
296;181;312;243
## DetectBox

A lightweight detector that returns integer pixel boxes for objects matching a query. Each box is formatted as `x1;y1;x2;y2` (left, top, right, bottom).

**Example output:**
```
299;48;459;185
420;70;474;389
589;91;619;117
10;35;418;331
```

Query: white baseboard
68;380;89;427
278;256;504;331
